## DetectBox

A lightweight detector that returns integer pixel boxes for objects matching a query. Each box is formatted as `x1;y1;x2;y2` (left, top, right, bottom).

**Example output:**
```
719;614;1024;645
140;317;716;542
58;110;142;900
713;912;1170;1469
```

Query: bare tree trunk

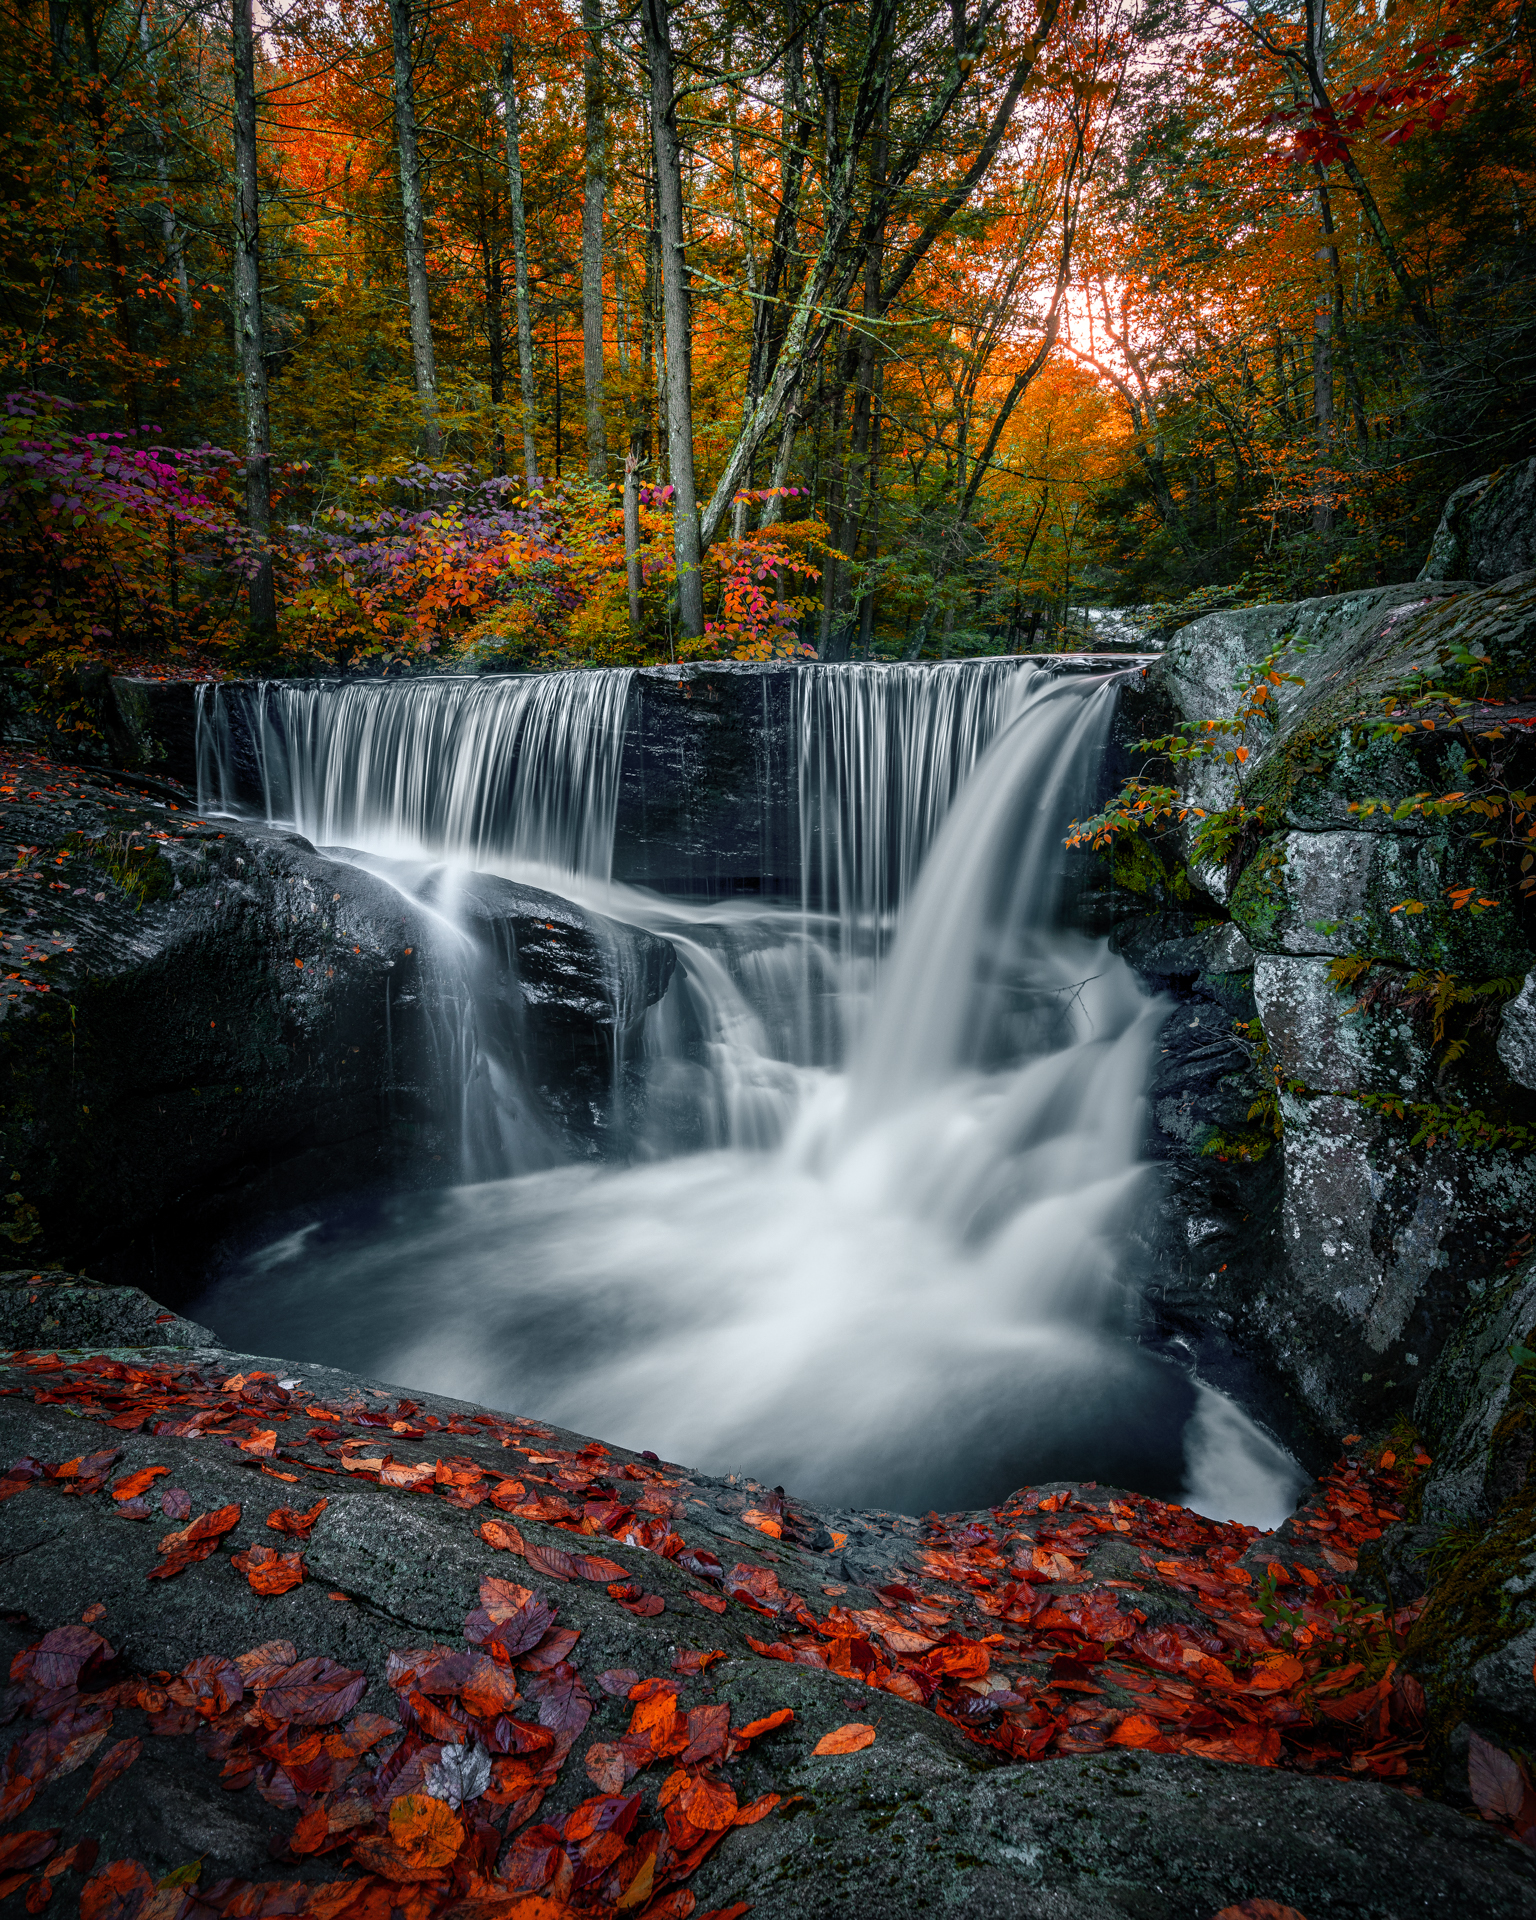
231;0;274;630
484;223;506;475
580;0;607;477
640;0;703;639
387;0;440;459
1307;0;1333;537
498;38;539;490
138;2;190;331
623;449;642;633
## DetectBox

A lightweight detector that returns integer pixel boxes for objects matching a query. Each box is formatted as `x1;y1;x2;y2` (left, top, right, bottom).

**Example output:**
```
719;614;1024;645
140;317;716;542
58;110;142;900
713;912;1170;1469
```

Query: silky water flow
193;665;1302;1526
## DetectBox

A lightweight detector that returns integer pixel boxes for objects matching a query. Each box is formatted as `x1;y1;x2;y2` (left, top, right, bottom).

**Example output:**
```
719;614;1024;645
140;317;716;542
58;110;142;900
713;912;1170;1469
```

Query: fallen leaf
387;1791;464;1869
422;1742;492;1810
110;1467;168;1502
83;1738;141;1805
812;1723;876;1756
1469;1730;1536;1829
267;1498;328;1538
231;1546;305;1596
1211;1904;1310;1920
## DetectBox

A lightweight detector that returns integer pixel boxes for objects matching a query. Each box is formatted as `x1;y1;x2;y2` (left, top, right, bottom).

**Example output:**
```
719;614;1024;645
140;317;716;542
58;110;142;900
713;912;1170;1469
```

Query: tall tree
499;35;539;489
640;0;703;638
387;0;441;458
231;0;275;630
581;0;607;477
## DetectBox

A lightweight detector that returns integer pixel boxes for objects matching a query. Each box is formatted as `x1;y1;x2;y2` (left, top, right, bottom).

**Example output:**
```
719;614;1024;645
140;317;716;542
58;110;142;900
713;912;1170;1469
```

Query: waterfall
191;661;1301;1525
197;671;634;881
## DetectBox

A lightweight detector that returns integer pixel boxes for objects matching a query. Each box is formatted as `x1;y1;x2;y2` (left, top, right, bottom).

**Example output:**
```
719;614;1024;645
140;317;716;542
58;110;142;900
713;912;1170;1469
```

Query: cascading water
193;662;1301;1526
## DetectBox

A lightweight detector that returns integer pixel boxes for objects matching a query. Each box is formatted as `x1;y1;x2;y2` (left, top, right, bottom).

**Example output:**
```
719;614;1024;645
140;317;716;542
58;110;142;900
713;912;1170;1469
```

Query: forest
1;0;1533;715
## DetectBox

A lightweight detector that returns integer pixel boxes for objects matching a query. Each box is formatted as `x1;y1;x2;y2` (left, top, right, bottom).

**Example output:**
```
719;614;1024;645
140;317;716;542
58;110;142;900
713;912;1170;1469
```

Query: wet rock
5;1285;1535;1920
1420;457;1536;584
0;768;674;1285
1254;954;1429;1092
1500;973;1536;1090
0;1269;215;1348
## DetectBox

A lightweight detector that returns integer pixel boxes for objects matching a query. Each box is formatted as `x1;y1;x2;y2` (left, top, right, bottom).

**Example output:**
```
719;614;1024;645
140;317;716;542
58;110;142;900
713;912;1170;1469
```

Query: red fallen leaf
729;1707;794;1751
676;1547;724;1585
237;1430;279;1457
1469;1730;1536;1831
677;1772;738;1832
159;1503;241;1552
597;1669;640;1696
569;1551;628;1583
26;1625;113;1691
584;1742;630;1794
109;1466;168;1502
159;1487;191;1520
1108;1714;1166;1750
524;1541;577;1583
487;1479;528;1510
82;1738;141;1804
734;1790;780;1826
698;1906;752;1920
519;1626;582;1671
232;1546;305;1596
813;1722;876;1756
461;1655;521;1720
267;1498;328;1538
1212;1905;1310;1920
724;1562;794;1614
564;1790;642;1847
255;1657;368;1726
680;1704;731;1766
235;1638;299;1679
466;1584;557;1661
744;1635;793;1661
688;1590;729;1614
80;1604;106;1625
499;1823;566;1892
673;1648;727;1676
0;1837;58;1875
79;1860;153;1920
479;1519;526;1555
176;1655;244;1717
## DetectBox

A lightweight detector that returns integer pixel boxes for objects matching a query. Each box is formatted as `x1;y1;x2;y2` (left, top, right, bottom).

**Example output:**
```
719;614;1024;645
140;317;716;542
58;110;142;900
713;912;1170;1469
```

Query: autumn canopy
1;0;1531;708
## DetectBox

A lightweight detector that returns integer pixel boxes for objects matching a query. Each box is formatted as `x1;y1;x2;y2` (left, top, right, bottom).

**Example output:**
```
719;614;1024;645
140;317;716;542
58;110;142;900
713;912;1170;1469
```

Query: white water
194;664;1301;1525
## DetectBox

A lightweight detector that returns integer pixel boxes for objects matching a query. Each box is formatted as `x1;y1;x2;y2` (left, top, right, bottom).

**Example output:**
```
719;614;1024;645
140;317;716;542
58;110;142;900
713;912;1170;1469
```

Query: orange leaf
1108;1715;1164;1749
231;1546;305;1596
83;1738;141;1804
110;1466;168;1502
812;1723;876;1756
387;1793;464;1869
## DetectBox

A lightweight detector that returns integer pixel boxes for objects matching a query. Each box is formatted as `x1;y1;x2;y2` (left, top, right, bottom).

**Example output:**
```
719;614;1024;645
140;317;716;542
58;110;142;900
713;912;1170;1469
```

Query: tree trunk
387;0;440;459
485;225;506;475
640;0;703;640
580;0;607;478
138;3;191;331
231;0;275;631
623;449;642;634
498;38;539;490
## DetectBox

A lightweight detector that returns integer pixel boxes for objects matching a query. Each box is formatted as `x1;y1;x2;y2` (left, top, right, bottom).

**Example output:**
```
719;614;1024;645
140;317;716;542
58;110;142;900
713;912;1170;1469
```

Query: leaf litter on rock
0;1342;1463;1913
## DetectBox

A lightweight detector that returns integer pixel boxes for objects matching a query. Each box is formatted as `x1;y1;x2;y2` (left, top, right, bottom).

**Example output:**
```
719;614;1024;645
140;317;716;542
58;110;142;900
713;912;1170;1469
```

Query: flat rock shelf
2;1280;1533;1919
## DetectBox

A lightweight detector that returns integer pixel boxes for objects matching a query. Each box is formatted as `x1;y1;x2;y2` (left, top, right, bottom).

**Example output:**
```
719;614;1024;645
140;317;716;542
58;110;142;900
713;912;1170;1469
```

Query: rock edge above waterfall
2;1277;1534;1920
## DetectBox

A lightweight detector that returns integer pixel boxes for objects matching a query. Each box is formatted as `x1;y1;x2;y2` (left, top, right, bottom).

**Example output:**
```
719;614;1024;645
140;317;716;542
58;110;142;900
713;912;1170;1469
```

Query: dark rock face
1123;573;1536;1449
1420;457;1536;585
0;769;673;1287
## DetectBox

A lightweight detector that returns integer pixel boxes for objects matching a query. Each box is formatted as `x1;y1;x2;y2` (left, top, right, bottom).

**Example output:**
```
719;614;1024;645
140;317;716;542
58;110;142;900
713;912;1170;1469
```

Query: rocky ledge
0;755;674;1286
2;1279;1534;1920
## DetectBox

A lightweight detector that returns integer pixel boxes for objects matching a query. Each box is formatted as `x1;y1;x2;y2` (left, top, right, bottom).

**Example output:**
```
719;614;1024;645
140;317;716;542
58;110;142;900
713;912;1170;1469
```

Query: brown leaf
812;1722;876;1756
110;1467;168;1503
82;1738;141;1805
266;1498;328;1539
176;1655;243;1717
1211;1905;1311;1920
387;1792;464;1869
255;1657;368;1726
1469;1730;1536;1828
583;1742;629;1794
231;1546;305;1596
